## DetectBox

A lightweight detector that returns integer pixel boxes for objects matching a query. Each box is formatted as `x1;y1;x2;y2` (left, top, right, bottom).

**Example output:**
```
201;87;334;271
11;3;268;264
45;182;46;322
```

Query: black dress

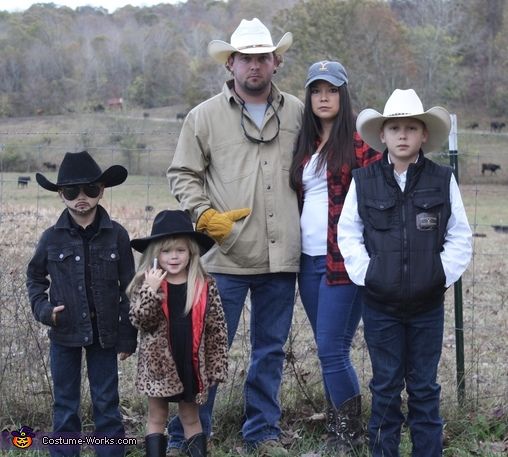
166;282;198;403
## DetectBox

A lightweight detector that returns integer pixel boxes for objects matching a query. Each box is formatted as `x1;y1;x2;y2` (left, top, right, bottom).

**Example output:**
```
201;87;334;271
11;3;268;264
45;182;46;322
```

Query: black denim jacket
26;206;137;353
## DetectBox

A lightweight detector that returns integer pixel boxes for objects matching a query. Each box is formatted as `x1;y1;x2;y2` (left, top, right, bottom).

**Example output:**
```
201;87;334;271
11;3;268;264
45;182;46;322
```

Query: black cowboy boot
326;395;364;454
185;432;207;457
145;433;167;457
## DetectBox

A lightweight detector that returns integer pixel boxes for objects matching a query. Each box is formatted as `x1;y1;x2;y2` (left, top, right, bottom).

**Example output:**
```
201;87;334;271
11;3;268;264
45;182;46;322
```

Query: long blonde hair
127;236;207;315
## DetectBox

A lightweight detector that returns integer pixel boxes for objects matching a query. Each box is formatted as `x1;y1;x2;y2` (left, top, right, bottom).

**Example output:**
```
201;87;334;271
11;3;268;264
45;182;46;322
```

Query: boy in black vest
27;151;137;457
338;89;472;457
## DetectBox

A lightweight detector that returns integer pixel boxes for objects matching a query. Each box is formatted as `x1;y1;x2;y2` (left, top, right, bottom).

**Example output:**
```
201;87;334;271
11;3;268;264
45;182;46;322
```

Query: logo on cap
318;61;329;72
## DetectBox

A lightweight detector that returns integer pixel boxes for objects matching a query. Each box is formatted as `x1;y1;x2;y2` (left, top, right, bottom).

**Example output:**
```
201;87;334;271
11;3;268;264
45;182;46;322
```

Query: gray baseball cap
305;60;348;88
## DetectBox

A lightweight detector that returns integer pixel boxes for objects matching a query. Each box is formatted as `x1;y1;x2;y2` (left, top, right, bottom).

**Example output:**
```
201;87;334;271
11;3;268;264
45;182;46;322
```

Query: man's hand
196;208;251;244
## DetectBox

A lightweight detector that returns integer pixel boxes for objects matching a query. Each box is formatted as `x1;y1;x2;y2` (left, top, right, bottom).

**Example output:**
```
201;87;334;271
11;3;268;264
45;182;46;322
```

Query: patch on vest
416;212;438;230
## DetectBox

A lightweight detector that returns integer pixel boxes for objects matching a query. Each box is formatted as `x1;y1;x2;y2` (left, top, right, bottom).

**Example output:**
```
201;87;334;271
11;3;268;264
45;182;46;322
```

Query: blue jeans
298;254;362;408
49;338;124;457
363;304;444;457
167;272;296;447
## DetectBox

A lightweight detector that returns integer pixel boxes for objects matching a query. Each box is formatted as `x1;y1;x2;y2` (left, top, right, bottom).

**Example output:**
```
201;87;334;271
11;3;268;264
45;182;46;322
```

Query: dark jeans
363;303;444;457
298;254;362;407
167;272;296;447
49;337;124;457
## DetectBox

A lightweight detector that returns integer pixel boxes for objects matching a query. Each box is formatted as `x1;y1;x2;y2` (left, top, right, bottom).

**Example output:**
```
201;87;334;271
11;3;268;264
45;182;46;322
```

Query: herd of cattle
15;162;502;189
467;121;506;132
13;115;505;189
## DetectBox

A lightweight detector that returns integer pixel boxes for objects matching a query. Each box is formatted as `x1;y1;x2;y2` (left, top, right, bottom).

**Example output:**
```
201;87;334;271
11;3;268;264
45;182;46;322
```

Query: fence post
448;113;466;406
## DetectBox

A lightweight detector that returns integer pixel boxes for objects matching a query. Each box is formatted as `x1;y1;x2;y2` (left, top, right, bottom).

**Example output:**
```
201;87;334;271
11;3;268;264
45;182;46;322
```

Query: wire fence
0;115;507;439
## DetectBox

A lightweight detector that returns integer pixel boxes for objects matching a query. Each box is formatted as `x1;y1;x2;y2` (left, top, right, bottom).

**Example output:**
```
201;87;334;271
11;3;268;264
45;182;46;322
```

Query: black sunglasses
240;100;280;144
61;184;102;200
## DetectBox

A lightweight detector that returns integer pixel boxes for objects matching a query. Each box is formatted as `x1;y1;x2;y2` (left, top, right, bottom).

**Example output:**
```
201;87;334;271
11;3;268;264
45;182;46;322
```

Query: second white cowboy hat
208;18;293;64
356;89;451;154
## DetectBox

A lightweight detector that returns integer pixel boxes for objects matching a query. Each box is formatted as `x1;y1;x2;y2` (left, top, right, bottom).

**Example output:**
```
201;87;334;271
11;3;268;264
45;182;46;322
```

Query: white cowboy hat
208;18;293;64
356;88;451;153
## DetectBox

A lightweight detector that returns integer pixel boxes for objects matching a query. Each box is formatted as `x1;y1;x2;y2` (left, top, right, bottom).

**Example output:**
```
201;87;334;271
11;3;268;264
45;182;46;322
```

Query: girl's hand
144;266;167;292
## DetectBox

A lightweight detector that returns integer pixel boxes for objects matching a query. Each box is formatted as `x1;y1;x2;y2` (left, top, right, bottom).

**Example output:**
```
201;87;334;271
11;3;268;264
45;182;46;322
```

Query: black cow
490;121;506;132
17;176;31;188
176;112;188;121
481;163;501;174
43;161;57;171
467;122;479;129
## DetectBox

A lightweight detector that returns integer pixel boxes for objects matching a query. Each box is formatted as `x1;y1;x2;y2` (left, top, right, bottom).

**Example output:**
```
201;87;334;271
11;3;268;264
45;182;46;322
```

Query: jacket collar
380;150;425;191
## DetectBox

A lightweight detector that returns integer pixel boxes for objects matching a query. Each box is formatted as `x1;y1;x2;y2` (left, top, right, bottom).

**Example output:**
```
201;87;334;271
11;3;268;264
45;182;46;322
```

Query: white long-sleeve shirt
301;153;328;256
338;169;472;288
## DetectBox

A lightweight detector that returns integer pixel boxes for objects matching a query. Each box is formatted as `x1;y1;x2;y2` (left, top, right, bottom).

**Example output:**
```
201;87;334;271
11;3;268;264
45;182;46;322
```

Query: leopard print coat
129;276;228;404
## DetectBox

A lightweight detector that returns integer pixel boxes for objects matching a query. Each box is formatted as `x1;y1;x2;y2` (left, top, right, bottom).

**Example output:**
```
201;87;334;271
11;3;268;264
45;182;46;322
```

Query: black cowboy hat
131;210;215;255
35;150;127;192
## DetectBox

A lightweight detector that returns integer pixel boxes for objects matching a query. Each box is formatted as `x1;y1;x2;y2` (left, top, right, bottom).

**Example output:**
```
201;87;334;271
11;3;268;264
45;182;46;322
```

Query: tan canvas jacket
168;81;304;274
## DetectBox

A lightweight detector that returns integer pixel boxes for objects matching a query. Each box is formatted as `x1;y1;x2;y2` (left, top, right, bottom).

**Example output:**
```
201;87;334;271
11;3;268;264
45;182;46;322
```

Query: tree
277;0;415;110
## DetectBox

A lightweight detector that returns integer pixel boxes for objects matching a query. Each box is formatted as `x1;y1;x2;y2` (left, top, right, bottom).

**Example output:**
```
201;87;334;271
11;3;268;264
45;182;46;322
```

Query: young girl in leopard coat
127;210;228;457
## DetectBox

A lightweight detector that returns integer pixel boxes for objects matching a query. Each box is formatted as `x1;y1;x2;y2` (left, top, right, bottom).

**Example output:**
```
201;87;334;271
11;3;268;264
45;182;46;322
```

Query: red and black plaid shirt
297;132;381;285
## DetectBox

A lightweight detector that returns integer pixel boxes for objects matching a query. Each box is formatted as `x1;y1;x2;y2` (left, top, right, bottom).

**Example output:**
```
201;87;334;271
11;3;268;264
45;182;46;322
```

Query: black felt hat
131;210;215;254
36;150;127;192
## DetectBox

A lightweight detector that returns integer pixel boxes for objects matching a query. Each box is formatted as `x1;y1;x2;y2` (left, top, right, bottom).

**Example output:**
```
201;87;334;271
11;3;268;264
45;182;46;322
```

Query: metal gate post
448;113;466;406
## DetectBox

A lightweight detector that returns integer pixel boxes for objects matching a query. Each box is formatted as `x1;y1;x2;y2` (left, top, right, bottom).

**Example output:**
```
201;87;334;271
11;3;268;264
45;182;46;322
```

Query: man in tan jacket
167;18;303;456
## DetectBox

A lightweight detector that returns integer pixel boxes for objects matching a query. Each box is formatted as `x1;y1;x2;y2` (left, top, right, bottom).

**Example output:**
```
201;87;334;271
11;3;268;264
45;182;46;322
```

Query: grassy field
0;111;507;455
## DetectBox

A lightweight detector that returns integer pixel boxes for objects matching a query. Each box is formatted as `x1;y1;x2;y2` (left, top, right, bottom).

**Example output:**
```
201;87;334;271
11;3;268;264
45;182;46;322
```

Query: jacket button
82;312;87;318
75;256;80;261
59;253;64;259
84;336;89;342
110;253;116;259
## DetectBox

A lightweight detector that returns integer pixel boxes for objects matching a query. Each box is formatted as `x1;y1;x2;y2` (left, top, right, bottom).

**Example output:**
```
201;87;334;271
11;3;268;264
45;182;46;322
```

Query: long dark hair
289;83;357;190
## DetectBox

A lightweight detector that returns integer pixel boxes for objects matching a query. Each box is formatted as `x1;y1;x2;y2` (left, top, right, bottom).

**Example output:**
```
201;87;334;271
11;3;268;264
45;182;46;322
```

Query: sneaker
255;439;288;457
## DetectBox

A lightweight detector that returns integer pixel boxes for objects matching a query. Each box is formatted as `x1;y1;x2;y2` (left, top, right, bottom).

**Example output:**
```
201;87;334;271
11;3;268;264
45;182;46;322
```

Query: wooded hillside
0;0;506;119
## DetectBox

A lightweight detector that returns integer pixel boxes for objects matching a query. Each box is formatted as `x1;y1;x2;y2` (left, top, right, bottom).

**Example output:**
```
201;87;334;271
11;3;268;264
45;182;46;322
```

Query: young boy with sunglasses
27;150;137;457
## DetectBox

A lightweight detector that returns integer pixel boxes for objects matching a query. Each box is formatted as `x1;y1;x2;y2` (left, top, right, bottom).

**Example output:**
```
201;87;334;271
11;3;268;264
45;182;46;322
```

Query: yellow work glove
197;208;251;244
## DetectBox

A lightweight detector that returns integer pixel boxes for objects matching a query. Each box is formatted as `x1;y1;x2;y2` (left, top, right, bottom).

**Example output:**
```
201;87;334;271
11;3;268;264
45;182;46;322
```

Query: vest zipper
401;197;409;305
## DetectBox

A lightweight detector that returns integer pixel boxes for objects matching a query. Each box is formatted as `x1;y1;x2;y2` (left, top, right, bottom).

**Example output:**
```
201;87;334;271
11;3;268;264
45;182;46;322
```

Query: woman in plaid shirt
289;60;380;453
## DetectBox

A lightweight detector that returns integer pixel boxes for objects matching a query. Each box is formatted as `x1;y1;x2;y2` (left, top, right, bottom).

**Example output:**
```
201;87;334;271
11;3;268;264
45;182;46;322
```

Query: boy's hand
144;267;167;292
118;352;132;361
52;305;65;326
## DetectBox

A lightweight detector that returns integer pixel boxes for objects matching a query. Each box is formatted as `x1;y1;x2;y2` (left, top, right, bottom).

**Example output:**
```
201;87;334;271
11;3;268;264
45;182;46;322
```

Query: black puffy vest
353;152;452;316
